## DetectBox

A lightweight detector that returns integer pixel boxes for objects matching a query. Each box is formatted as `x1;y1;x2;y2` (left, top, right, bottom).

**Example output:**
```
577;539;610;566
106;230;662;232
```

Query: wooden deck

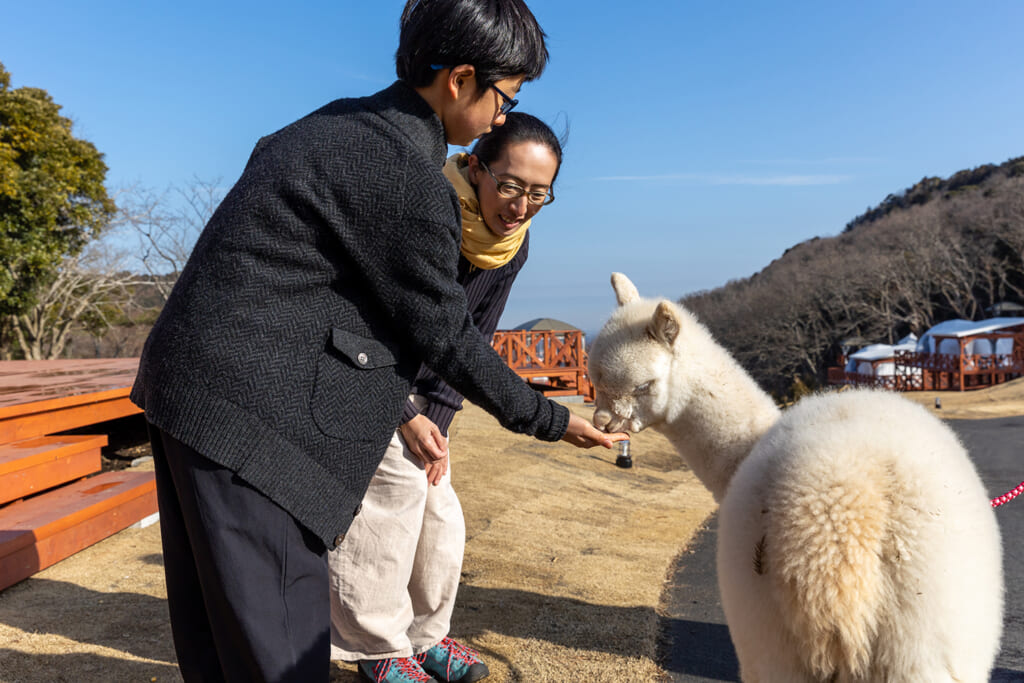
0;359;155;591
0;359;143;442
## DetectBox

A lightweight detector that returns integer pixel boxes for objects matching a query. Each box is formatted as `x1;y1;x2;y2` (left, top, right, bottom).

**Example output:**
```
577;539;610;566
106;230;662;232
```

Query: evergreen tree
0;62;114;330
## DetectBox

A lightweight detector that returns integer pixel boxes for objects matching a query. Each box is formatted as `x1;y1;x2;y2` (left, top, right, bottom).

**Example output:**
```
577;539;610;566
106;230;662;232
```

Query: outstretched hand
561;413;629;449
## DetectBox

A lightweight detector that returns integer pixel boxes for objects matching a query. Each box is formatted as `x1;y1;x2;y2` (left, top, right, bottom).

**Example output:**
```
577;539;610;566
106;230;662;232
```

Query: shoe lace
415;637;481;678
372;658;432;683
441;637;481;664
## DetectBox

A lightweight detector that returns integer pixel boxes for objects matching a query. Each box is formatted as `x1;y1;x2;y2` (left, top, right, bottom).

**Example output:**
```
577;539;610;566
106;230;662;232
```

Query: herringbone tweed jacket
130;82;569;549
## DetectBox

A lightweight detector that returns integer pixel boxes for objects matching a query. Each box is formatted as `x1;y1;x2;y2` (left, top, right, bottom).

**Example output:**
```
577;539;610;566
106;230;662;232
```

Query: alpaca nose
593;408;613;430
612;398;633;418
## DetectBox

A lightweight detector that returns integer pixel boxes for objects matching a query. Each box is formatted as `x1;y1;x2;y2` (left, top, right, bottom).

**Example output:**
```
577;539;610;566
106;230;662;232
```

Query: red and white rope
992;482;1024;508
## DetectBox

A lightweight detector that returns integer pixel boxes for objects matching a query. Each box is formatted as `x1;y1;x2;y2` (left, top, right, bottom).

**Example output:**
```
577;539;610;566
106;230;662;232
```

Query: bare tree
115;177;222;302
6;235;141;360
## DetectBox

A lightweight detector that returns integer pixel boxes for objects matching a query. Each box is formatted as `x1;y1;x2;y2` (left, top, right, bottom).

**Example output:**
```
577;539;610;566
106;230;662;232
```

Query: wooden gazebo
491;326;594;401
895;329;1024;391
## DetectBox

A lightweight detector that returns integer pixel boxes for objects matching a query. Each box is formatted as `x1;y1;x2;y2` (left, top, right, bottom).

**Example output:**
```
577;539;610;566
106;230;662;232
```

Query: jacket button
354;503;363;516
333;533;346;548
357;352;369;365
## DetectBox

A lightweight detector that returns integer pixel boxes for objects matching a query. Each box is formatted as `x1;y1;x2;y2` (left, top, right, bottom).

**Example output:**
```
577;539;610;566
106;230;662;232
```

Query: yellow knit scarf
443;153;530;270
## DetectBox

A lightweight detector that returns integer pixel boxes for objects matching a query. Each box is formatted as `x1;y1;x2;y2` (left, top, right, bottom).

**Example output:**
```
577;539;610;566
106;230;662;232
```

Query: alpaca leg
718;491;817;683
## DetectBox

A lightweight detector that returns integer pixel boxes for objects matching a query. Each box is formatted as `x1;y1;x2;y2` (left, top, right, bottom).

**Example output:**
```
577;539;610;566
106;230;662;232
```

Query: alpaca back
718;389;1002;682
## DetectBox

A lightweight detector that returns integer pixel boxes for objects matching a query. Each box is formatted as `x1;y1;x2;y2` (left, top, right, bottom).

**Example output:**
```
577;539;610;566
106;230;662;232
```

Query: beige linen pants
328;403;466;661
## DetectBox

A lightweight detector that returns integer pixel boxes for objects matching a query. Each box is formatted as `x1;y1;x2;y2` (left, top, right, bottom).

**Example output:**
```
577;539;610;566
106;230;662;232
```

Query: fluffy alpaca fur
589;273;1003;683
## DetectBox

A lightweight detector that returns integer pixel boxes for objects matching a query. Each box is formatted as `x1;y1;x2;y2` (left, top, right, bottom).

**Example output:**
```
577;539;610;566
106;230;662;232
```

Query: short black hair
471;112;567;185
397;0;549;92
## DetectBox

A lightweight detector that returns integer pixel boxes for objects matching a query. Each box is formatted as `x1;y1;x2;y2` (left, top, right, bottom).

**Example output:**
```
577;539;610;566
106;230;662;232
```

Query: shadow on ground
0;650;179;683
0;577;178;682
658;516;740;682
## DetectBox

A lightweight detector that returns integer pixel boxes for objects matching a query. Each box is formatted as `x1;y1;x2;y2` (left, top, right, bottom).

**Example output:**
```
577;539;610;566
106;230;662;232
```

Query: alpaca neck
661;348;780;500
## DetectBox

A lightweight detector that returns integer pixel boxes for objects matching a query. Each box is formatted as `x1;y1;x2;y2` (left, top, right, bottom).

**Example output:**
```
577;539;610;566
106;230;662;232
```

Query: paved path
660;415;1024;682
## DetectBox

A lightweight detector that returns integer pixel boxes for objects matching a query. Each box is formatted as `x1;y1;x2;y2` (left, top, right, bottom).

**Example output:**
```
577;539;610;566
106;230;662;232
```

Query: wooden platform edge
0;470;157;591
0;389;142;444
0;434;106;506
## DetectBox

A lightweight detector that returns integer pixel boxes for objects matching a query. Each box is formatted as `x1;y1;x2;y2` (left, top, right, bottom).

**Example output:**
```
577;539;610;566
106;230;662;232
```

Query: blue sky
3;1;1024;333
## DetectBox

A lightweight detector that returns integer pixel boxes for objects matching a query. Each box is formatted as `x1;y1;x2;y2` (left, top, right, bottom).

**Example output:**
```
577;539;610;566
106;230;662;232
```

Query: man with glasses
131;1;624;681
491;83;518;115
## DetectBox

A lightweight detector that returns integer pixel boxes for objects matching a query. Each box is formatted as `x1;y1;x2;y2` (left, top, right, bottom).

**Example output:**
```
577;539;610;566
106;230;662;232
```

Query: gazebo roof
512;317;581;331
849;335;918;362
921;317;1024;340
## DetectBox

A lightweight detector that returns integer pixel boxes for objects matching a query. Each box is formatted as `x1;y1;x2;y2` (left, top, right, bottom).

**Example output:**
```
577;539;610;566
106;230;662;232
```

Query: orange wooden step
0;387;142;445
0;470;157;591
0;435;106;506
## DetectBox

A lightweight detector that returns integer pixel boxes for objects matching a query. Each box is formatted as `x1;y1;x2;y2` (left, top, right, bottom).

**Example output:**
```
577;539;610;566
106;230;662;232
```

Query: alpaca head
589;273;685;434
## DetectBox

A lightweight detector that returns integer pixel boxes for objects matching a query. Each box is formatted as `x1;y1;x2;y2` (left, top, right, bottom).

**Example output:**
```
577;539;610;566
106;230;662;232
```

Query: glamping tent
900;317;1024;390
832;318;1024;391
915;317;1024;357
844;334;919;378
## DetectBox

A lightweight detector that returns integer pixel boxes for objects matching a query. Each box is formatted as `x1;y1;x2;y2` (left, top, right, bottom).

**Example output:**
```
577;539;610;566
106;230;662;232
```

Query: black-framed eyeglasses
479;160;555;206
491;84;518;115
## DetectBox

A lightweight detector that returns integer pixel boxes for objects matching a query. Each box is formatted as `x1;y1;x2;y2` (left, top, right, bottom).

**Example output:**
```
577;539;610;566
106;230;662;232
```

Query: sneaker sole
451;662;490;683
358;665;439;683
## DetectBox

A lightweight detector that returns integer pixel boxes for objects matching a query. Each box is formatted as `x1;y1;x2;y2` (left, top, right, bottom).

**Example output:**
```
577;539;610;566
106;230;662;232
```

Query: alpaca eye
634;381;653;396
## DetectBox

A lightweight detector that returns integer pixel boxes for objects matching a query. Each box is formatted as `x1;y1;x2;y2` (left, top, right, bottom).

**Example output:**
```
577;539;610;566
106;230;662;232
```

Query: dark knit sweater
403;232;530;435
130;82;569;549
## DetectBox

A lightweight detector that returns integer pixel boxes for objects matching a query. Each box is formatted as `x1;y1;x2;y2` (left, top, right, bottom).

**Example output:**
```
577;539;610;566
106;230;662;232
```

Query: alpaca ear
648;301;681;346
611;272;640;306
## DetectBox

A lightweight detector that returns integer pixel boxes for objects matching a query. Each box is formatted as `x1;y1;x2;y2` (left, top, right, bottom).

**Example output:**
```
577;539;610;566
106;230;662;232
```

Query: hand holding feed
561;413;629;448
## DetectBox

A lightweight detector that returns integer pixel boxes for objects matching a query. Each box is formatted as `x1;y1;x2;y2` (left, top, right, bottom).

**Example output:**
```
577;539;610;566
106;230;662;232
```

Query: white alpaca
589;273;1003;683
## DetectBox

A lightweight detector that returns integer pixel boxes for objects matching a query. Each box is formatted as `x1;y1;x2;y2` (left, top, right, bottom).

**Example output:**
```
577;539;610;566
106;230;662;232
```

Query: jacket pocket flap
330;328;398;369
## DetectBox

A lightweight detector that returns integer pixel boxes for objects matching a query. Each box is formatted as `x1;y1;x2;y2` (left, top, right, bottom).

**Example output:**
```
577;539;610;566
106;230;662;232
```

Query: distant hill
682;155;1024;398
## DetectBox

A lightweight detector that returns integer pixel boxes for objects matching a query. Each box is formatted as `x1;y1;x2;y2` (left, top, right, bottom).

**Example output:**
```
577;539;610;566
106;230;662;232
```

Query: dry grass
899;376;1024;419
0;402;713;683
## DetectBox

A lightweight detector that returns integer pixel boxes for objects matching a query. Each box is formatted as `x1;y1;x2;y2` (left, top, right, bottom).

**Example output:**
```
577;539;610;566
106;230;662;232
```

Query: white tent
916;317;1024;356
844;334;918;377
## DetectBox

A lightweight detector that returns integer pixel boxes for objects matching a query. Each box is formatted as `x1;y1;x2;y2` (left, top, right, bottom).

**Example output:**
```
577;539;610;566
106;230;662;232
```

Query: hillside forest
683;156;1024;398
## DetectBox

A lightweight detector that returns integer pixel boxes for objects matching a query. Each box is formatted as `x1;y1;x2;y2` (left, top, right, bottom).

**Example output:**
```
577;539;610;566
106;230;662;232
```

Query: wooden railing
826;369;903;391
491;329;594;401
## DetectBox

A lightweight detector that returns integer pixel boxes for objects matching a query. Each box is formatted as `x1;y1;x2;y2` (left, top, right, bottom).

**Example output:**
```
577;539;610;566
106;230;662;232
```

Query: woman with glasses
329;112;563;683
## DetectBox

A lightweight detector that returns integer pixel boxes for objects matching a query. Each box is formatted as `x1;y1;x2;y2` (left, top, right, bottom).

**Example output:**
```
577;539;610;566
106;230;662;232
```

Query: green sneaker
358;656;439;683
415;637;490;683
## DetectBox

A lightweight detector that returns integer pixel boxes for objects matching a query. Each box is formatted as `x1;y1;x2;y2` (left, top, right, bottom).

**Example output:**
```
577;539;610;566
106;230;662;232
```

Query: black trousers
148;424;330;683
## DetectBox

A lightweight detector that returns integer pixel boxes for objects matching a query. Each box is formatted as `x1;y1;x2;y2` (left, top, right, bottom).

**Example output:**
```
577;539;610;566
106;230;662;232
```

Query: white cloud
736;157;882;165
593;173;851;186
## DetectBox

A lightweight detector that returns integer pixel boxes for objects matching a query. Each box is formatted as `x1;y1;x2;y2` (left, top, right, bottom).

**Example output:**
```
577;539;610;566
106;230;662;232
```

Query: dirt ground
2;379;1023;682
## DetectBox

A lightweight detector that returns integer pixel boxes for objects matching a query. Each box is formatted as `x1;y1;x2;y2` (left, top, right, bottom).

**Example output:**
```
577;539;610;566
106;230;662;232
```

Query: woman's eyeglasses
479;161;554;206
